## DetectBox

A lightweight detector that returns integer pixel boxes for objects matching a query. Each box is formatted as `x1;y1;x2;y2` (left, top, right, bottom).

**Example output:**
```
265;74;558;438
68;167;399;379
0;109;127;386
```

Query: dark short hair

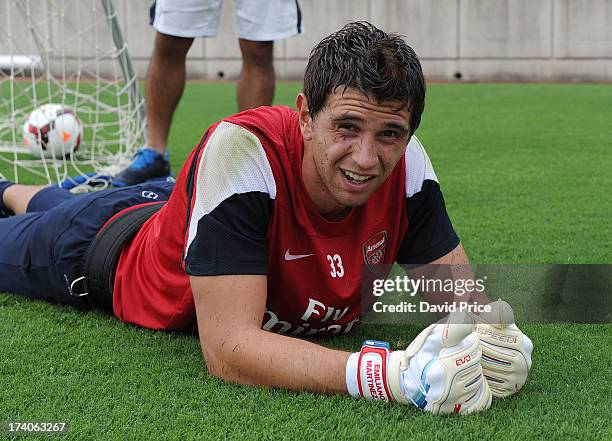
303;21;426;134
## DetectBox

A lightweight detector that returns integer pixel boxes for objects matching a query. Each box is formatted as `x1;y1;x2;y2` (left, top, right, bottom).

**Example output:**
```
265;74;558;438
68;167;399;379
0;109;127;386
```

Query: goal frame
0;0;146;187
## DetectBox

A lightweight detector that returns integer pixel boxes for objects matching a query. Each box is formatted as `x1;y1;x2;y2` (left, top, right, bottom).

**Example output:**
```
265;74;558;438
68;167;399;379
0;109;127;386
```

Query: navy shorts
0;181;174;309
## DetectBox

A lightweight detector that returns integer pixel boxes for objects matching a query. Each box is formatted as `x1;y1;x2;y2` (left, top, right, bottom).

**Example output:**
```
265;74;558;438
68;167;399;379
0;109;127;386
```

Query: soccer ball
23;104;83;159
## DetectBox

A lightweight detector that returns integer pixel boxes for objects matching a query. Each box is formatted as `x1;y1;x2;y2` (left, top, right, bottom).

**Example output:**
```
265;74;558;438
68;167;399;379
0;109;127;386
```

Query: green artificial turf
1;83;611;440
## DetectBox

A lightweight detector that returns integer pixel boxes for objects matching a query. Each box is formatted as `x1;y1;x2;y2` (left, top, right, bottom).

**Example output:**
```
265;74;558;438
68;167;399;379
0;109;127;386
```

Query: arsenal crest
363;231;387;271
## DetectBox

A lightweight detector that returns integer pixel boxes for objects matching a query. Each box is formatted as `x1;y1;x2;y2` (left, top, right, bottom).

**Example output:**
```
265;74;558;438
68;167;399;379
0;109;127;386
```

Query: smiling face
298;87;412;219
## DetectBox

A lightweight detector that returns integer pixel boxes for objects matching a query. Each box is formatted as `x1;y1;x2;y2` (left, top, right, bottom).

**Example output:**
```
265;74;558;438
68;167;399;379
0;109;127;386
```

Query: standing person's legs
114;0;223;186
145;32;194;154
146;0;223;152
234;0;303;110
237;40;275;111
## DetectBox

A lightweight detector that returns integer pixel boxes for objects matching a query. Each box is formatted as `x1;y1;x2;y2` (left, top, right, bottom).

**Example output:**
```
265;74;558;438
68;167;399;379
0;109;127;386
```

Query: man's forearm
201;329;350;395
408;243;491;315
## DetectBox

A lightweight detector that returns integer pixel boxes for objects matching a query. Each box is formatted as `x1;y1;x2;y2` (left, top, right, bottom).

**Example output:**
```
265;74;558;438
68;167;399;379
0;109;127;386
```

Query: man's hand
346;313;492;415
475;299;533;398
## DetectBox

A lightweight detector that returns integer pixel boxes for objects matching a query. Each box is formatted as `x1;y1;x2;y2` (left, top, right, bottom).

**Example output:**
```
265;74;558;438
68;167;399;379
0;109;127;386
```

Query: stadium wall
6;0;612;82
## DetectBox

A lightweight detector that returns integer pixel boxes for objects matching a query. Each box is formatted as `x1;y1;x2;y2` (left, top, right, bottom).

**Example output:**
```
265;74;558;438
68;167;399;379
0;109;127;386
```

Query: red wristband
356;340;393;401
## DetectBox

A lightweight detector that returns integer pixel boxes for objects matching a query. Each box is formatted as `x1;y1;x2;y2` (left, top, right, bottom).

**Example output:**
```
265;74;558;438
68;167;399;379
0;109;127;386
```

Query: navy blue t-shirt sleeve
182;121;276;276
184;192;272;275
396;136;460;264
396;180;459;264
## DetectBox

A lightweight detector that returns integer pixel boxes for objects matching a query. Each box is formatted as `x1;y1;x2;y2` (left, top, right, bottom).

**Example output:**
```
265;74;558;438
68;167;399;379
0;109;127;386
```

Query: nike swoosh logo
284;249;314;261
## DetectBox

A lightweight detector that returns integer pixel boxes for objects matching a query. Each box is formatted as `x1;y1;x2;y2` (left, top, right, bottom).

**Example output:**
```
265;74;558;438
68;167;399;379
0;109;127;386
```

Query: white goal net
0;0;145;187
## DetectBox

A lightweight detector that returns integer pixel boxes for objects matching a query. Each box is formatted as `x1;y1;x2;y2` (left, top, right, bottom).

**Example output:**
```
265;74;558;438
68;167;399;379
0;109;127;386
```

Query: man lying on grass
0;22;532;414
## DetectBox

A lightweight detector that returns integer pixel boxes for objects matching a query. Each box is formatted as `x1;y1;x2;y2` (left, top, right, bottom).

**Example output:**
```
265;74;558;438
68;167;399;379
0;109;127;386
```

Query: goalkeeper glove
475;299;534;398
345;313;492;415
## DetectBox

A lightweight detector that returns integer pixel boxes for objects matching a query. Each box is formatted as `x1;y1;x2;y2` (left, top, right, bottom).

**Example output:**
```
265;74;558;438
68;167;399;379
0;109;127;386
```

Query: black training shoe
113;147;171;187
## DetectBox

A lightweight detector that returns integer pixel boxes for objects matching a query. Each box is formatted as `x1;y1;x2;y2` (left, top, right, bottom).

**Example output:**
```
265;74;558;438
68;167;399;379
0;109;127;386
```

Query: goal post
0;0;146;187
